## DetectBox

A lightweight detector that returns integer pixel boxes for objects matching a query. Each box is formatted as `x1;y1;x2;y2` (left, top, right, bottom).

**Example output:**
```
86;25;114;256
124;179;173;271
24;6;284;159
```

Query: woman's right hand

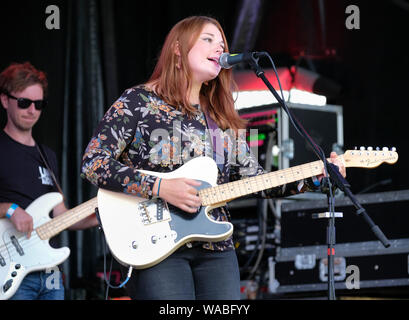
155;178;202;213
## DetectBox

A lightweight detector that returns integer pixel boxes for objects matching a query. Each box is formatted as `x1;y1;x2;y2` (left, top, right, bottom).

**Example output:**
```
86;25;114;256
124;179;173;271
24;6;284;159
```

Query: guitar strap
35;142;66;203
203;110;225;173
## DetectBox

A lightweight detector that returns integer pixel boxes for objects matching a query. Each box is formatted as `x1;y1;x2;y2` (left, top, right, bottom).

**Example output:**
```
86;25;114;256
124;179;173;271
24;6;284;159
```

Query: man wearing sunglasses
0;62;98;300
4;92;47;111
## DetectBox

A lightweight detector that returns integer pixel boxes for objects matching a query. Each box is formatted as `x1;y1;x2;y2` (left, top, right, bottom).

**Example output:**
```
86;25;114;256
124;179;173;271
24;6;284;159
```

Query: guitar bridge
138;198;171;225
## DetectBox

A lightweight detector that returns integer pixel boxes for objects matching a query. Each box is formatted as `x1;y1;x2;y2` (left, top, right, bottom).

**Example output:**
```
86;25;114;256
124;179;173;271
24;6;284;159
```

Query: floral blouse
81;85;306;251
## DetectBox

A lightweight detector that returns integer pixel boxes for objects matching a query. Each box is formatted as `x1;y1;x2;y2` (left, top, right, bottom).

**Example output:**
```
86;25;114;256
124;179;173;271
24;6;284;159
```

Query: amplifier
277;102;344;169
237;102;344;172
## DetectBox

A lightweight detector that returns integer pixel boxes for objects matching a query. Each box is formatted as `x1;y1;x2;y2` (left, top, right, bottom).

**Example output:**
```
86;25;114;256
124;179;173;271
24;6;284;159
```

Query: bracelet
6;203;19;219
157;178;162;197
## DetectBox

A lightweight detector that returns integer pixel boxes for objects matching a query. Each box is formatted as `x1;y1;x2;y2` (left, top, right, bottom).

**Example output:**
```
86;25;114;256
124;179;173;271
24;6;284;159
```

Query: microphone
218;52;264;69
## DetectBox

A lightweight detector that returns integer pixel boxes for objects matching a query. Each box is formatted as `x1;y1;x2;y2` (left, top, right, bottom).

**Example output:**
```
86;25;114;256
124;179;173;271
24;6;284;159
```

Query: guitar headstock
343;147;398;168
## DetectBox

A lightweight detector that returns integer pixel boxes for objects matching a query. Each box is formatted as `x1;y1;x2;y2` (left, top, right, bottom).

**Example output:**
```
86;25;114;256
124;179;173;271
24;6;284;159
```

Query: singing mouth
207;57;220;66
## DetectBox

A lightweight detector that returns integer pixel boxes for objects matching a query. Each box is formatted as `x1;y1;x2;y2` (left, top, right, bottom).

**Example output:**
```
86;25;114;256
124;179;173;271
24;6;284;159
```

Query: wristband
312;176;321;187
6;203;19;219
157;178;162;197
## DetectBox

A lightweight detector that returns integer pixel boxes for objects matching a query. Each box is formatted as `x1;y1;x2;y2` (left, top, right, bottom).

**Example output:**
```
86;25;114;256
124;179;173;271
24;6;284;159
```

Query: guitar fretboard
35;197;98;240
199;159;325;206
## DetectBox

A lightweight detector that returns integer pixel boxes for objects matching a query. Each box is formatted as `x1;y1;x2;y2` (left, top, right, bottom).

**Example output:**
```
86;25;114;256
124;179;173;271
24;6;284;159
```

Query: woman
81;16;345;300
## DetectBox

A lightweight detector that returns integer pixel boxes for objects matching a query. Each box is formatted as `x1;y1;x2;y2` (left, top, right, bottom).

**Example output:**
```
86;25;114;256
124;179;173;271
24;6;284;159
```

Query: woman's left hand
317;151;346;182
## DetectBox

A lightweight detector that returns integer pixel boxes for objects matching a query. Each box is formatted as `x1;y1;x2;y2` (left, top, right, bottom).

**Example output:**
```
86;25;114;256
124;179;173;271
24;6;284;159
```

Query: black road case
268;190;409;296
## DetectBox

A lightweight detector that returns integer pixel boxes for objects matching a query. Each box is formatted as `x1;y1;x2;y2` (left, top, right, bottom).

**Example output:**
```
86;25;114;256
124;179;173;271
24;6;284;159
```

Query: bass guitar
0;195;97;300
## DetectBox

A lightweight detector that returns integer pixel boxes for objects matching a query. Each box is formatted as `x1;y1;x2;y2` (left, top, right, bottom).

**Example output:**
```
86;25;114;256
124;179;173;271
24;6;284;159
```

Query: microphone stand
244;52;391;299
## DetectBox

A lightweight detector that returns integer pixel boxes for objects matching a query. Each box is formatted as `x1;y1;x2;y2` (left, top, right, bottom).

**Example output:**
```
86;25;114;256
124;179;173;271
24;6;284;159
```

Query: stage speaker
277;102;344;169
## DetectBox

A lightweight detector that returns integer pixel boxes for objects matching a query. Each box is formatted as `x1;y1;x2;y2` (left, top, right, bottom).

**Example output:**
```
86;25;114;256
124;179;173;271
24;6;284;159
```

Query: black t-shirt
0;130;59;210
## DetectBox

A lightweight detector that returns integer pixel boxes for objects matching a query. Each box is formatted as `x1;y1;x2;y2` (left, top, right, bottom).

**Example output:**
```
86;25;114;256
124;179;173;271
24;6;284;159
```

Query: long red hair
146;16;246;133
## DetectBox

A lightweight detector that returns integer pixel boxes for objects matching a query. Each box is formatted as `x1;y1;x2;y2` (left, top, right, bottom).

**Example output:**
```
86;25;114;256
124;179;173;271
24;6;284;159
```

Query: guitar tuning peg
376;147;380;151
360;146;365;151
382;147;388;151
367;146;373;151
391;147;396;152
354;146;358;150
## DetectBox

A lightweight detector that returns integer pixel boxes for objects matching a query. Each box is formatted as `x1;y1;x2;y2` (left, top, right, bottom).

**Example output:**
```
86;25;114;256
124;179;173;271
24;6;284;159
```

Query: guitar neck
35;197;98;240
199;159;325;206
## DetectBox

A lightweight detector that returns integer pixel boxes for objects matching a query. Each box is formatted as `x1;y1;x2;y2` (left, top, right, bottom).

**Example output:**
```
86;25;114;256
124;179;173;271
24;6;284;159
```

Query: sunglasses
5;93;47;110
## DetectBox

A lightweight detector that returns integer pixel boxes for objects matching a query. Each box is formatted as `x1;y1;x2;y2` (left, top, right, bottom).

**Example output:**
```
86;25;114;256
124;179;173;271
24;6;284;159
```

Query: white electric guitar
0;148;398;299
0;195;97;300
95;148;398;270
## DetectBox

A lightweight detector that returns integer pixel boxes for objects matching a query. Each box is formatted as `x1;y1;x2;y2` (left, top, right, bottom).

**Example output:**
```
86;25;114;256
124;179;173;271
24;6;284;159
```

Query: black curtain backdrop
61;0;107;293
1;0;409;298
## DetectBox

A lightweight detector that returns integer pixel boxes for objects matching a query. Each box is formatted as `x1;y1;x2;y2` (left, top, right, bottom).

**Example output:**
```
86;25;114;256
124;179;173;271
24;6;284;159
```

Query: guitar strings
1;232;67;266
201;160;323;205
0;233;42;265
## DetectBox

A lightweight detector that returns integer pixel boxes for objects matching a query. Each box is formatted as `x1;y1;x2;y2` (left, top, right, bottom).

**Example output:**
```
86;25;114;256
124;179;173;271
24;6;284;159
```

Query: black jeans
122;245;241;300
